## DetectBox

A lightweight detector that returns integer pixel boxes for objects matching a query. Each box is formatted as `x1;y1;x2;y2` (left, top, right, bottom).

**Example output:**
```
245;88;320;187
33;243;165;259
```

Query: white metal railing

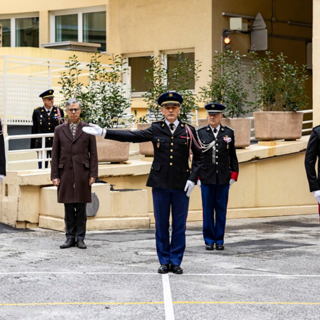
5;133;54;170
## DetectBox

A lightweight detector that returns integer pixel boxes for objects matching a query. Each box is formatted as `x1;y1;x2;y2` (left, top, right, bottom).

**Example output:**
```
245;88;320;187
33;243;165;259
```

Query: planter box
254;111;303;141
96;130;130;163
137;123;154;156
197;118;252;148
221;118;252;148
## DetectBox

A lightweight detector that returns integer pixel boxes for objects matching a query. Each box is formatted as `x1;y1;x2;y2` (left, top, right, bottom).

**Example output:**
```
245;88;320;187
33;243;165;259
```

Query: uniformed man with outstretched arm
83;92;203;274
31;89;64;169
197;103;239;251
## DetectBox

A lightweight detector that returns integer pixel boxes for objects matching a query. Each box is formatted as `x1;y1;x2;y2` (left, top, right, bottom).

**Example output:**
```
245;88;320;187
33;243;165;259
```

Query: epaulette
224;125;234;131
34;106;42;110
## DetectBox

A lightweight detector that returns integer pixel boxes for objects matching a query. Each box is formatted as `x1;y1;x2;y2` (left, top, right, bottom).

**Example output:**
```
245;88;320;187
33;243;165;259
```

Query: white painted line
1;272;320;278
162;274;175;320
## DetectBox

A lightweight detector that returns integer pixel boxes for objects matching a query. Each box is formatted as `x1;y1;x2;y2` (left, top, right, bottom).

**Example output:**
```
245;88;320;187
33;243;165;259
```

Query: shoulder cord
185;124;202;161
57;108;63;124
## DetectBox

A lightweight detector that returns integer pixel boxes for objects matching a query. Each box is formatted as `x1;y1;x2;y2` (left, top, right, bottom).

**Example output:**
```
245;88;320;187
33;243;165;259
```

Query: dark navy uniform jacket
105;120;203;191
31;106;64;149
0;120;5;176
305;125;320;192
197;125;238;185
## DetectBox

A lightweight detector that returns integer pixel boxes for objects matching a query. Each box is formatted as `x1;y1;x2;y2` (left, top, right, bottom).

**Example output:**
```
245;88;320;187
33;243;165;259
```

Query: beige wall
0;0;313;120
313;0;320;125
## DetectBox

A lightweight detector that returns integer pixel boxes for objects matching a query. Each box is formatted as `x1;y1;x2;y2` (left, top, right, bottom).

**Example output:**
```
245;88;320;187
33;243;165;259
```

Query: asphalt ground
0;214;320;320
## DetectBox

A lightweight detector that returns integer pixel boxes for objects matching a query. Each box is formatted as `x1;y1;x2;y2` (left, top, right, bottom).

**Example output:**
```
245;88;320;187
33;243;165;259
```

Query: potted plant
59;53;133;162
136;52;201;156
250;51;309;140
199;51;255;148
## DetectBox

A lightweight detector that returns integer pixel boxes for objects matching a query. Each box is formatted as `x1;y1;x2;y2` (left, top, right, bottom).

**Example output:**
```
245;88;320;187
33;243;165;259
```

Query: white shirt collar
165;119;179;129
44;106;53;114
211;124;220;136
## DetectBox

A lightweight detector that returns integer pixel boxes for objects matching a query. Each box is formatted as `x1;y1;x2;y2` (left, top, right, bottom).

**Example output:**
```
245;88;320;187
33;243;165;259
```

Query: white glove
82;123;106;137
229;179;235;187
0;175;4;183
197;179;201;188
184;180;195;197
313;190;320;203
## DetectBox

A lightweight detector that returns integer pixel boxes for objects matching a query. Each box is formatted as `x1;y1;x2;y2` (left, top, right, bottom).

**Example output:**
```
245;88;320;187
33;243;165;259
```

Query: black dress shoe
60;239;76;249
172;265;183;274
158;264;169;274
216;244;224;251
205;244;214;250
77;240;87;249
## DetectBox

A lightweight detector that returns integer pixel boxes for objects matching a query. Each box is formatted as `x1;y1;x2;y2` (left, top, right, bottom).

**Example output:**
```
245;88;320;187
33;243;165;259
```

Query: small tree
141;52;201;123
59;53;131;128
248;51;309;111
199;50;255;118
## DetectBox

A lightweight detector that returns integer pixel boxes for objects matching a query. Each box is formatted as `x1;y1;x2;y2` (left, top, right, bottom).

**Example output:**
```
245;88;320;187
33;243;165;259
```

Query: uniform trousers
201;183;229;245
152;187;189;266
64;203;87;241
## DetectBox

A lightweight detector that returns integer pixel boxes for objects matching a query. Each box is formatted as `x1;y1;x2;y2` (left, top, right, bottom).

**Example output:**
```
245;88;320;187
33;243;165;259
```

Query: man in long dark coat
0;119;5;183
51;98;98;249
83;92;203;274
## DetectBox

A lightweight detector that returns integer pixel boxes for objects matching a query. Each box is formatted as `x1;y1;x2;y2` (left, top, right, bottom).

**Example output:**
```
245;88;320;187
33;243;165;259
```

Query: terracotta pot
254;111;303;140
197;118;251;148
221;118;252;148
96;130;130;163
137;123;154;156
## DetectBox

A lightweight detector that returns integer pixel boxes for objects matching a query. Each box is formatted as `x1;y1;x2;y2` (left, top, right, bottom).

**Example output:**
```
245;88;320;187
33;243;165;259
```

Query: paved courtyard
0;214;320;320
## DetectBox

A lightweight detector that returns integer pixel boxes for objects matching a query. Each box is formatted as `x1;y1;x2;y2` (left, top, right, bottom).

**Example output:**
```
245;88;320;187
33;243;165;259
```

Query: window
0;19;10;47
55;14;78;42
167;52;195;90
50;7;106;51
128;56;153;93
0;14;39;48
15;17;39;47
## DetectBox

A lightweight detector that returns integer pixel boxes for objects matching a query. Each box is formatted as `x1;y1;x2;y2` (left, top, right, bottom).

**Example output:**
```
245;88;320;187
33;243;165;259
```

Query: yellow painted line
1;301;320;307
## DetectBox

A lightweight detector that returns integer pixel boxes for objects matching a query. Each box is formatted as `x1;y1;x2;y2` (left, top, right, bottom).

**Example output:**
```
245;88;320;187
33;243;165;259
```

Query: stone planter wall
197;117;252;148
254;111;303;141
137;123;154;156
96;130;130;162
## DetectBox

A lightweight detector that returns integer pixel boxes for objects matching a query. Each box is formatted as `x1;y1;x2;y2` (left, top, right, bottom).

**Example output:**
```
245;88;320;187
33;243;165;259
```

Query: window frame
0;12;39;48
50;6;106;51
125;53;153;98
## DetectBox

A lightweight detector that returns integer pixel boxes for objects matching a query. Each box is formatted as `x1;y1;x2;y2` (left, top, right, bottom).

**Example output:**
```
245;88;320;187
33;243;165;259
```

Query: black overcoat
197;125;239;185
51;121;98;203
305;126;320;192
105;120;203;191
0;120;5;176
31;106;64;148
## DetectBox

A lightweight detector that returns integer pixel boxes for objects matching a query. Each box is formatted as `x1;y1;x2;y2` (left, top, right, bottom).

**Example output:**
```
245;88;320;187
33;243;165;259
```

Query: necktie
214;128;217;133
169;123;175;132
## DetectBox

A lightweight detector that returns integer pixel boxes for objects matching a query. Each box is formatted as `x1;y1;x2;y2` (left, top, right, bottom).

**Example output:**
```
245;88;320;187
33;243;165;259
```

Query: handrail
5;133;54;170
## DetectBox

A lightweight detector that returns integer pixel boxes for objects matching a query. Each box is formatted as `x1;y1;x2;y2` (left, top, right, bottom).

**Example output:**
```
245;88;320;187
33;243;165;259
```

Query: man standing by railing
0;118;5;183
31;89;64;169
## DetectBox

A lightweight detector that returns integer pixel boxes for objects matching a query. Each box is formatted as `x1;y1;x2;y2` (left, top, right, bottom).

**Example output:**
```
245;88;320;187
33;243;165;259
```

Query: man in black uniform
197;103;238;251
305;126;320;205
83;92;203;274
31;89;64;169
0;118;5;183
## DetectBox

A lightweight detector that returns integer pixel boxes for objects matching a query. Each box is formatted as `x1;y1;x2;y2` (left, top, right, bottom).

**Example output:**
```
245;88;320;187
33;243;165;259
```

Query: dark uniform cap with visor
39;89;54;99
205;102;226;114
158;92;183;106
